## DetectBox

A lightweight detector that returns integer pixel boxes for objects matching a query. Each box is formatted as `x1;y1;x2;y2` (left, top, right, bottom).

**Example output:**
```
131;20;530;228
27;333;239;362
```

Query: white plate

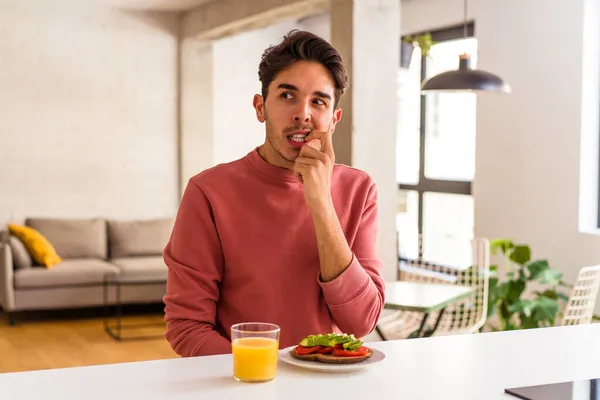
278;346;386;373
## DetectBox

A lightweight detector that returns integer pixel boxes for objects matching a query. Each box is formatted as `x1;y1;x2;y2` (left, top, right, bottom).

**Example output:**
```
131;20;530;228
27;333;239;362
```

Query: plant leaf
527;260;549;279
488;277;499;300
527;260;550;279
537;289;569;301
558;292;570;302
487;277;500;318
531;297;559;322
537;289;558;300
509;299;535;317
519;313;539;329
528;260;562;285
509;245;531;265
500;280;526;303
536;269;563;285
490;239;513;255
499;301;511;324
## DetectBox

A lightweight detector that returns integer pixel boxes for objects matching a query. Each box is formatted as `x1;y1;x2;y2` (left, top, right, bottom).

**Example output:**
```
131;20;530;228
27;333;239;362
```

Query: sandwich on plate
290;333;373;364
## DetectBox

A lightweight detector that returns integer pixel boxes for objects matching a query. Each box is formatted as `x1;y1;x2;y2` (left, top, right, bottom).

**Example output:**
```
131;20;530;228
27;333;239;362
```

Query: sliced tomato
331;346;369;357
316;346;334;354
294;345;323;355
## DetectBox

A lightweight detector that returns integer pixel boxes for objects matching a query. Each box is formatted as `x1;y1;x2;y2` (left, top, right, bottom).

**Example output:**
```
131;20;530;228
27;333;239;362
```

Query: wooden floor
0;306;178;373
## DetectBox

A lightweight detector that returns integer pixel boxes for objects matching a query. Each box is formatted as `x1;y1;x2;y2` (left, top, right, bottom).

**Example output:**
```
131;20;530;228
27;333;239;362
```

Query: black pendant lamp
421;0;510;93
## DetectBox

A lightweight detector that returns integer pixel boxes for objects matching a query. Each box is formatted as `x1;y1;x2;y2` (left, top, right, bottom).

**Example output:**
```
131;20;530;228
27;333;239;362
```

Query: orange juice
232;337;279;382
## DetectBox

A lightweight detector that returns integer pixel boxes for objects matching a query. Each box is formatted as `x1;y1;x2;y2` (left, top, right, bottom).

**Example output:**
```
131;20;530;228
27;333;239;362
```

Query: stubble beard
265;113;297;167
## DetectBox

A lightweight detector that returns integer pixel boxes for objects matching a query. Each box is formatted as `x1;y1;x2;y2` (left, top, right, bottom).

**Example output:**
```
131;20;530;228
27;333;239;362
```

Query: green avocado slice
298;333;363;349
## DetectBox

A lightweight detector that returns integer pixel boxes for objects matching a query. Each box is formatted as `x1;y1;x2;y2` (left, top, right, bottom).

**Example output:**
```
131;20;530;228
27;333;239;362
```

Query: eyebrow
277;83;332;101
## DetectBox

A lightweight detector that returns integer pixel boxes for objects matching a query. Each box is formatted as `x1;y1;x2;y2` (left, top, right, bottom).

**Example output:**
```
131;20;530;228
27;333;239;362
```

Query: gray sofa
0;217;173;324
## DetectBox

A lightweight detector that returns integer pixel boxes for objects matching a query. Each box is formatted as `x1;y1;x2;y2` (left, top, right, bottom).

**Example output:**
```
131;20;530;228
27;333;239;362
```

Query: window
397;24;477;262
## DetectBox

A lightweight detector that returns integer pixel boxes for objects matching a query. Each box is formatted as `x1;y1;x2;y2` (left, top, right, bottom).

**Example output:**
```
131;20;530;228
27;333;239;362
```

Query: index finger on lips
299;143;328;162
306;138;321;151
305;130;334;161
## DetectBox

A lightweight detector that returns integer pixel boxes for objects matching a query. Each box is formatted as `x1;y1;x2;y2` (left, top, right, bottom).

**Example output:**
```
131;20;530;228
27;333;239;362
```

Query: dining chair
378;234;490;339
560;265;600;326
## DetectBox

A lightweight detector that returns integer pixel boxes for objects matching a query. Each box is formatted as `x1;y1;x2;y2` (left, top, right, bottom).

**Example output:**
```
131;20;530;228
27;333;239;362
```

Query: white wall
0;8;180;225
297;13;331;40
401;0;600;311
475;0;600;288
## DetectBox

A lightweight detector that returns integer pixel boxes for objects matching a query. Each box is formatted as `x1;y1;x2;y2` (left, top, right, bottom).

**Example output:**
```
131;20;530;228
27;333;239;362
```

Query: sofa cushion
26;218;107;259
8;235;33;270
108;218;173;258
110;256;167;280
14;259;119;288
8;224;62;268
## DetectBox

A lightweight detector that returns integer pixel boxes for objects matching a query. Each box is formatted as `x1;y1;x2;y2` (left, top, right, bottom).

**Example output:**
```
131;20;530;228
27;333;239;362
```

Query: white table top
2;324;600;400
384;281;475;312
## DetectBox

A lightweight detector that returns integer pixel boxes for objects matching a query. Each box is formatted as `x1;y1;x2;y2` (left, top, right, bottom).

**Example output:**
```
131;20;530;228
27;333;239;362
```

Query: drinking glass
231;322;280;382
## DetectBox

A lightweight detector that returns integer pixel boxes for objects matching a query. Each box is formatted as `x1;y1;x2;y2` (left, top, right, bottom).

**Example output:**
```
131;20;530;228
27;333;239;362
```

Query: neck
257;142;294;171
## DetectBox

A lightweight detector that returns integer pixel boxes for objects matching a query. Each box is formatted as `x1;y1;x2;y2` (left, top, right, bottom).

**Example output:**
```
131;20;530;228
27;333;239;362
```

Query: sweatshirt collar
246;147;303;184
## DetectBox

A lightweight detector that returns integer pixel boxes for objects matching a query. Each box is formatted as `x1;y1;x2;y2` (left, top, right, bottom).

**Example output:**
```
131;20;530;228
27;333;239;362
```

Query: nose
293;102;311;124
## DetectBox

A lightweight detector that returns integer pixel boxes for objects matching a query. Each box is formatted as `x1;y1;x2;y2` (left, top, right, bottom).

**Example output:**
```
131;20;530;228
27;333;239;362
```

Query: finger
321;130;334;162
306;138;321;152
305;129;326;143
299;145;328;163
293;163;310;178
305;130;334;162
294;157;320;166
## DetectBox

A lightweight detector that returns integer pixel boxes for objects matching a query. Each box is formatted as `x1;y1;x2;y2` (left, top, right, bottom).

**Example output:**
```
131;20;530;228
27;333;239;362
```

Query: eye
313;99;326;106
280;92;293;100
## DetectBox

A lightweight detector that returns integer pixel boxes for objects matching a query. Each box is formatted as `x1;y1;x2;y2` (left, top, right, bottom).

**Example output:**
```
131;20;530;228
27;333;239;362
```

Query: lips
287;129;311;149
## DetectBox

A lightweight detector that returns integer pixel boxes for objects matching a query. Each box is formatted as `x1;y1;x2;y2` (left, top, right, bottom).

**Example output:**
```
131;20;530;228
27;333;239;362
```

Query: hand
293;129;335;211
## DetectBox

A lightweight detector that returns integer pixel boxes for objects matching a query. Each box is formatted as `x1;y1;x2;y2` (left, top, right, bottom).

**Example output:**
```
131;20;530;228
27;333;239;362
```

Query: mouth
287;130;311;148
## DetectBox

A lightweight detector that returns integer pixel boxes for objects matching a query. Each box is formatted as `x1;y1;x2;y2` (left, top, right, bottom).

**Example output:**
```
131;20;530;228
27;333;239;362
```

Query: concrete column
179;37;214;197
330;0;400;282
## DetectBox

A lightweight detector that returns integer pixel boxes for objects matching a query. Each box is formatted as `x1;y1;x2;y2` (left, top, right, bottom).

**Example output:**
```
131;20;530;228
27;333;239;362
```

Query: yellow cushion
7;224;62;268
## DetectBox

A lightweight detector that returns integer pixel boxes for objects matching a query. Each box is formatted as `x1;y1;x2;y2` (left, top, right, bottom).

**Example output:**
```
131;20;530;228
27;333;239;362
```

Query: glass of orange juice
231;322;280;383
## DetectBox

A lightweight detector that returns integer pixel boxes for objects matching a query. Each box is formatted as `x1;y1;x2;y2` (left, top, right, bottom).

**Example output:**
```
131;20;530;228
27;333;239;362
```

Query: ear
330;107;343;133
253;94;265;123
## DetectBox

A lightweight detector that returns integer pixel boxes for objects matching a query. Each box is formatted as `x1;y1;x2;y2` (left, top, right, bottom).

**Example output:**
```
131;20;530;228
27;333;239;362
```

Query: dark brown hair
258;30;348;108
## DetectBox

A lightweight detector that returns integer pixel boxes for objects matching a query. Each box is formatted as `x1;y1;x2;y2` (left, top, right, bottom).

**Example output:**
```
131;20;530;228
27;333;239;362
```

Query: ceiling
0;0;218;11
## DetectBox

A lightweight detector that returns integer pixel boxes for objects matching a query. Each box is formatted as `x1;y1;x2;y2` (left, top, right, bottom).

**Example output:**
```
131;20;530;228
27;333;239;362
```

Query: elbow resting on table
358;296;385;339
164;318;201;357
164;318;208;357
334;290;385;339
165;318;232;357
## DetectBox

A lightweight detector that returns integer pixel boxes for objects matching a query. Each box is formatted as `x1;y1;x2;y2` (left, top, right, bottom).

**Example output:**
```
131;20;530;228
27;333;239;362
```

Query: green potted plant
486;239;569;331
401;33;435;68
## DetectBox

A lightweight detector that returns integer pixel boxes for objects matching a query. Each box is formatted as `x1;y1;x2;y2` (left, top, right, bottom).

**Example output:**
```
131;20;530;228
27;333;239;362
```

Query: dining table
376;280;476;340
1;324;599;399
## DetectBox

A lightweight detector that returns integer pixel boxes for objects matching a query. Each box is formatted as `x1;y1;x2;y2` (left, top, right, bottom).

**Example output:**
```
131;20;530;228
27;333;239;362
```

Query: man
163;30;384;357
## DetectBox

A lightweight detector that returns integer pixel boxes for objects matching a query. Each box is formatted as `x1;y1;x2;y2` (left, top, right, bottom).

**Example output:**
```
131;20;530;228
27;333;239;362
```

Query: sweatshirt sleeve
162;179;231;357
318;182;385;339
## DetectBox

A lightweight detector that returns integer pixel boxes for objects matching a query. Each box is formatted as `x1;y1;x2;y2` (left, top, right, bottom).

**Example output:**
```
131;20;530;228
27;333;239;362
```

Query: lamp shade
421;54;510;93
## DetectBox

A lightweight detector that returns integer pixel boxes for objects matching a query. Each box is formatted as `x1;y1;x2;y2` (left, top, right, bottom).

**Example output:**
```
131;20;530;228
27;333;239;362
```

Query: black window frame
398;22;476;236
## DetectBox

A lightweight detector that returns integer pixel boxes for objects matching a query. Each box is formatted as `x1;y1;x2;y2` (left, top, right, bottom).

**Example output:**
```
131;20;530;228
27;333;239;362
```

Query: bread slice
290;347;374;364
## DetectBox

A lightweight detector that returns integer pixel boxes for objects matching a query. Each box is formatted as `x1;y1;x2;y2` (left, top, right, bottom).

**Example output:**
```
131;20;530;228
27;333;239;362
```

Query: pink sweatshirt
162;148;385;357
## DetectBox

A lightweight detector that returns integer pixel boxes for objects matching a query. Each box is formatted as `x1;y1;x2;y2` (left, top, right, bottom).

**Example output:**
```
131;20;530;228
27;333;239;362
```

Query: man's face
253;60;342;169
